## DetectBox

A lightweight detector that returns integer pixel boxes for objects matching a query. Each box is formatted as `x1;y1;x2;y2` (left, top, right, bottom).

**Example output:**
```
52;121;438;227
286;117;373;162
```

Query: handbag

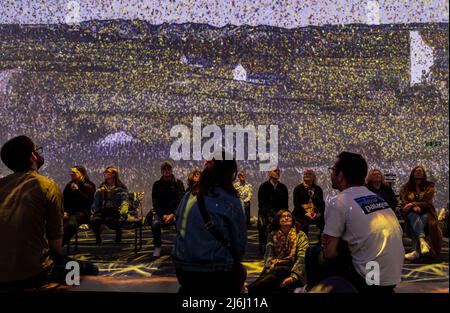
197;195;247;293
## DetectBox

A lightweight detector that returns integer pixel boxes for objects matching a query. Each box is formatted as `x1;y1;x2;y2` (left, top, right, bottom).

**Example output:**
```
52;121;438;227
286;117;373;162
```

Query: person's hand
163;214;174;223
412;206;421;214
403;203;413;213
321;233;330;250
166;213;175;223
280;277;295;287
71;182;79;190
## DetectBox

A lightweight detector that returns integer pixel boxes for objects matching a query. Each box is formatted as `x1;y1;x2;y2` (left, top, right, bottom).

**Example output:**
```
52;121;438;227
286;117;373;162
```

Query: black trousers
248;264;294;294
176;268;242;295
91;210;122;238
63;211;89;245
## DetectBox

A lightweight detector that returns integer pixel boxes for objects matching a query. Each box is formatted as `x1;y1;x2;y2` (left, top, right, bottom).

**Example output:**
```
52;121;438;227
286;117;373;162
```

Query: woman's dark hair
402;166;433;193
101;166;127;190
268;209;295;233
187;168;201;195
197;151;239;198
335;152;368;186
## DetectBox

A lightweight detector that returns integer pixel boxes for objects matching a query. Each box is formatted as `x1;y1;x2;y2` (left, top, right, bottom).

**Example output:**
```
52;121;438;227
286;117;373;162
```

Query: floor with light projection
40;224;449;293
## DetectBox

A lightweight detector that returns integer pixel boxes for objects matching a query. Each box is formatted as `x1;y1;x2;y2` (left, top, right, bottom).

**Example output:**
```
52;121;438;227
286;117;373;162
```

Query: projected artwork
0;1;448;214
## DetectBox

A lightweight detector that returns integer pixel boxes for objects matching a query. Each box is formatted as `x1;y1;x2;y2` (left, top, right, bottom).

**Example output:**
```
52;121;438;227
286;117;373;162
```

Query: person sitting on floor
248;210;309;293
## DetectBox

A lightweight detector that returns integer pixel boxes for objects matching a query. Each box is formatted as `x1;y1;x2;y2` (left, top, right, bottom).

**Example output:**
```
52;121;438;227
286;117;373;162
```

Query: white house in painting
232;63;247;81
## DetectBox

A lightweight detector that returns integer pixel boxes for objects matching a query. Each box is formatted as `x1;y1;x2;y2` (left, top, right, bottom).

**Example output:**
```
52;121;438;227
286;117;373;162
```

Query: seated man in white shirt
314;152;404;293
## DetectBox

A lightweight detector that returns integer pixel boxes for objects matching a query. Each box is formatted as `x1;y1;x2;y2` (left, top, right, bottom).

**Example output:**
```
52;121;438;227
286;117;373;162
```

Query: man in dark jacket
257;166;289;253
151;161;185;257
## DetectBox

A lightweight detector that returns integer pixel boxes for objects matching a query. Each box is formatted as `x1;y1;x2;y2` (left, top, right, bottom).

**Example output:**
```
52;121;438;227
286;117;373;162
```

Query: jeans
407;212;428;251
151;214;175;247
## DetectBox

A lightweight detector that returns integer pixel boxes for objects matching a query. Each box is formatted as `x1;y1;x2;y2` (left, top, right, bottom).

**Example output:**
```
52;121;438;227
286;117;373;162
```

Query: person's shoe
153;247;162;257
115;231;122;244
419;238;430;255
405;250;420;260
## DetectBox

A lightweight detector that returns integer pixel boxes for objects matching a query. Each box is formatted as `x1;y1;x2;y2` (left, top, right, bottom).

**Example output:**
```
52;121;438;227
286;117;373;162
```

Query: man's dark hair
1;135;35;172
335;151;368;186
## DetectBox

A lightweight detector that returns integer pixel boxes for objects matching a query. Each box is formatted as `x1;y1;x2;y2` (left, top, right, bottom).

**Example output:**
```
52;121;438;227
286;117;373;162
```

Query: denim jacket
91;185;129;216
171;187;247;272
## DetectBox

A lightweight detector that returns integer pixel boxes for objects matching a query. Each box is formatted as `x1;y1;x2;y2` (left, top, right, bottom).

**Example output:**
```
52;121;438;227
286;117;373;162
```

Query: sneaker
419;238;430;255
153;247;162;257
405;250;419;260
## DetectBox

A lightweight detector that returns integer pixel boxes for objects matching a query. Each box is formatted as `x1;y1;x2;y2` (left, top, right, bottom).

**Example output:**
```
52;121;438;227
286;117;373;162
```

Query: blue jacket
91;185;129;216
171;187;247;272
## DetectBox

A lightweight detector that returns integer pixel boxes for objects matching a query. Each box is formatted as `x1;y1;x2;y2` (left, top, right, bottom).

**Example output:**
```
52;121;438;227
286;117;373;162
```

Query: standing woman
63;166;96;245
293;169;325;237
91;166;129;245
400;166;442;260
365;169;398;210
186;168;201;196
172;151;247;295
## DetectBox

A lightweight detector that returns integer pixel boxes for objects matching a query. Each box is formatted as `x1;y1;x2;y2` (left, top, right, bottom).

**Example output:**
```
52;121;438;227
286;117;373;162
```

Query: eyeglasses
280;215;292;219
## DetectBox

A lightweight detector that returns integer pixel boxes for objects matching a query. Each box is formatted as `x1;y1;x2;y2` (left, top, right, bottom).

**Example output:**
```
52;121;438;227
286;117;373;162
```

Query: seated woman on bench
401;166;442;260
91;166;129;245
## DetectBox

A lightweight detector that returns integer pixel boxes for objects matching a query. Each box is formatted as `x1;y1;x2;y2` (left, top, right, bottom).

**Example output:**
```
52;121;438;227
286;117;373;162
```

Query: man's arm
257;184;265;212
49;239;63;257
45;181;64;257
152;181;160;216
322;233;340;259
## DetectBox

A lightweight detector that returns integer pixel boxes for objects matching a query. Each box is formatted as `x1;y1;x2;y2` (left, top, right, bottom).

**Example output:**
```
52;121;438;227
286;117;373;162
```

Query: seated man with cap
150;160;185;257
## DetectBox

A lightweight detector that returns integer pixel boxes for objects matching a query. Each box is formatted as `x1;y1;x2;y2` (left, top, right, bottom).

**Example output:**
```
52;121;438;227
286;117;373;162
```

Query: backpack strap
197;195;239;263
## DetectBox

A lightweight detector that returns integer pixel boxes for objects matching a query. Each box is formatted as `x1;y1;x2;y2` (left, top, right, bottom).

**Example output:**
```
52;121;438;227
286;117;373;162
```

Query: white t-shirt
324;186;405;286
